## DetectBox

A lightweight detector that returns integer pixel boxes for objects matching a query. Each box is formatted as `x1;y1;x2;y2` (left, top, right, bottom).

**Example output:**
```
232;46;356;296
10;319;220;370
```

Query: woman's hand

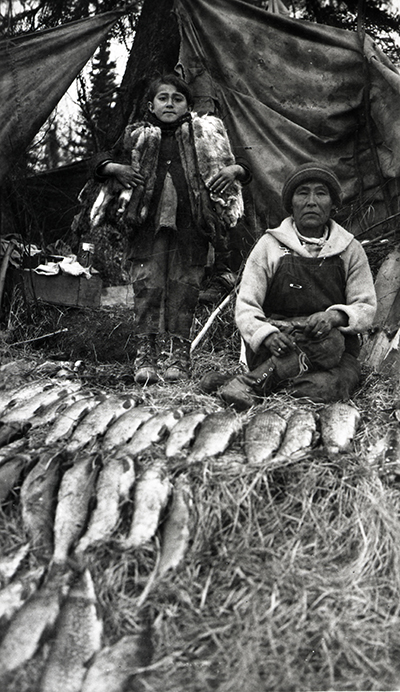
208;164;245;194
303;309;348;338
264;331;296;358
100;163;145;189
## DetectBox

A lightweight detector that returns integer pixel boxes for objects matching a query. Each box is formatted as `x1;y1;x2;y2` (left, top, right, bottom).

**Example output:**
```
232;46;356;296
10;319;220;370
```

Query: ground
0;297;400;692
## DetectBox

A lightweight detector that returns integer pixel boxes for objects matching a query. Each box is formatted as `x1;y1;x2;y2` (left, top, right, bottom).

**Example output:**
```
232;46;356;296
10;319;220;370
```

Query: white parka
235;217;377;354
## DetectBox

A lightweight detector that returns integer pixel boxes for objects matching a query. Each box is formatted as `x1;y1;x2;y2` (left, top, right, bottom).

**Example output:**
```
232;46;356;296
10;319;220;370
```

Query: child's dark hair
147;73;193;108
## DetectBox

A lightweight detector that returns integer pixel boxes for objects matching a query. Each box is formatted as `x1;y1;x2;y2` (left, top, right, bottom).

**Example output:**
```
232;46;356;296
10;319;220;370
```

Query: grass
0;298;400;691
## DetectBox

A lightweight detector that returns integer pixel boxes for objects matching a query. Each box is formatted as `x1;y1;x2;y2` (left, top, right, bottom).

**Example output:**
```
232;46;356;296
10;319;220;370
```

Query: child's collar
146;111;192;131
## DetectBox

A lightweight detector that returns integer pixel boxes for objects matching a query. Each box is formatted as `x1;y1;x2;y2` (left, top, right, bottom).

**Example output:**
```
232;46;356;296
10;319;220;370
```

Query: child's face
148;83;189;123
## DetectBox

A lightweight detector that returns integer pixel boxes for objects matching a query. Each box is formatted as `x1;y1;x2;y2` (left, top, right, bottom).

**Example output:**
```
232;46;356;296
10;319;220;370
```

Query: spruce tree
75;39;119;157
89;39;119;153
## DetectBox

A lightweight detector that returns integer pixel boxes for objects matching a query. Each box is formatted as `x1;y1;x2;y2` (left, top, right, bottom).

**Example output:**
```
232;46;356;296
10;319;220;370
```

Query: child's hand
208;164;245;194
102;163;145;189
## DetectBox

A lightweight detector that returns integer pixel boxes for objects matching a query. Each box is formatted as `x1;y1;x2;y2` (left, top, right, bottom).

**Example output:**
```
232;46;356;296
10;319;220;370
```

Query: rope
297;350;310;376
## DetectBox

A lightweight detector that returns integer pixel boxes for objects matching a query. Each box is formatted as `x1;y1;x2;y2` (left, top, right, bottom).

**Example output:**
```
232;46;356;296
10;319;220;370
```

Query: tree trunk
105;0;180;149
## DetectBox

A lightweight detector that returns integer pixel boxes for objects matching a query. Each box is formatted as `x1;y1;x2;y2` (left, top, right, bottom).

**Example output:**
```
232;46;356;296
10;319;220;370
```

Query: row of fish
0;454;192;689
0;565;150;691
0;401;362;563
245;402;361;466
0;382;364;544
0;447;193;570
0;388;363;586
0;374;362;466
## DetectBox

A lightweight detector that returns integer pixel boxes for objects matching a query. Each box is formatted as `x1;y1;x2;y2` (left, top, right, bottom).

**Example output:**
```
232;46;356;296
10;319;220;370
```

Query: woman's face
291;180;333;236
148;83;189;123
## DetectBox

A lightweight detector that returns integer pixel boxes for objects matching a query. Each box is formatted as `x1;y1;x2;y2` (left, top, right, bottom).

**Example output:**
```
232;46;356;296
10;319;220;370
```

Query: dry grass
136;449;400;691
1;300;400;691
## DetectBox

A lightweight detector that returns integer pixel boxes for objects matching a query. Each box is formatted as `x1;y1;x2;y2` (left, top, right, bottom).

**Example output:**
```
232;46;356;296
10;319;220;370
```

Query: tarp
175;0;400;236
0;10;125;186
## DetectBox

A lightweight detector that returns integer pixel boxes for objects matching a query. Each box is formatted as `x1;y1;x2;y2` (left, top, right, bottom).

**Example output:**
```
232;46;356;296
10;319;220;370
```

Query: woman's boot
219;349;310;410
134;334;158;385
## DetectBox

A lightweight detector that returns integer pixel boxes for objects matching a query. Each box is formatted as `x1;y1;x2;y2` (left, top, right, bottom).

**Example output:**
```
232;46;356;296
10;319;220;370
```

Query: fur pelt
88;113;244;233
190;114;244;226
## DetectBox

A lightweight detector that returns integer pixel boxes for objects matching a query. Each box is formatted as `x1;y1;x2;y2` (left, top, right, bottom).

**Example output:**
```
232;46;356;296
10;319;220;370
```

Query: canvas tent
1;0;400;244
175;0;400;237
0;9;131;186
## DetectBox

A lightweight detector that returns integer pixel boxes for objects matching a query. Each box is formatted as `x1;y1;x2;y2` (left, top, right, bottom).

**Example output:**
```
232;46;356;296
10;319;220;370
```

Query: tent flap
0;10;124;185
175;0;400;234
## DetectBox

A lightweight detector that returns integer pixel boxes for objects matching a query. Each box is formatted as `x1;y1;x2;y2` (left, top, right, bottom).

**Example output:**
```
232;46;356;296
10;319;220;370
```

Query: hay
132;453;400;692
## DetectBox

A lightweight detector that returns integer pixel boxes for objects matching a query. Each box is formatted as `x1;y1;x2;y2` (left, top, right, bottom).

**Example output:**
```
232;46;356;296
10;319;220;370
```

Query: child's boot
164;336;191;382
134;334;158;385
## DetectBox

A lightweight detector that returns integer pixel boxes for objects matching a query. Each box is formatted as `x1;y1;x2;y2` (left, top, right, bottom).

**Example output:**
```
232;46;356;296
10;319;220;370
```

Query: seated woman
217;162;377;409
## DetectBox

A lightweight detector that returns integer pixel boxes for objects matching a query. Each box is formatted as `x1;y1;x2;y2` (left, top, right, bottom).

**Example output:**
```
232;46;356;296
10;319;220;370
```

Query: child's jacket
89;112;247;264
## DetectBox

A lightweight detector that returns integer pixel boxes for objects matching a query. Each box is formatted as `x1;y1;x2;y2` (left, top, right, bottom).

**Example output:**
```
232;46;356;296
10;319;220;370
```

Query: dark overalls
246;251;361;403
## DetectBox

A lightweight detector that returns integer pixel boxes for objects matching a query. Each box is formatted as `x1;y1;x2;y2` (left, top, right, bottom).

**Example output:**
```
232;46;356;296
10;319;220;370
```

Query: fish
157;474;193;578
20;452;65;558
367;425;400;476
44;393;104;447
0;565;45;623
82;632;152;692
320;402;360;454
0;438;28;467
90;182;114;227
0;565;72;676
0;380;81;425
187;410;242;463
75;452;135;555
272;409;317;466
33;360;73;377
28;389;89;430
39;569;103;692
366;432;389;468
0;544;30;586
66;394;136;455
165;411;206;458
2;381;81;424
120;461;172;550
244;409;287;465
123;409;183;458
0;421;30;448
0;452;35;504
102;406;152;454
52;452;101;564
0;379;53;417
383;426;400;469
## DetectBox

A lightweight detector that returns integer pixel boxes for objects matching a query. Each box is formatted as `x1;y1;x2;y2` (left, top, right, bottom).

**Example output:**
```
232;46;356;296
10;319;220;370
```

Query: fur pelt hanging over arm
86;122;162;230
190;114;244;227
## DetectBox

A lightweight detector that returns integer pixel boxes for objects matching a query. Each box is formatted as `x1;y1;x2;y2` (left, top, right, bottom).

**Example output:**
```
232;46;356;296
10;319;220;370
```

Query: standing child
89;73;250;384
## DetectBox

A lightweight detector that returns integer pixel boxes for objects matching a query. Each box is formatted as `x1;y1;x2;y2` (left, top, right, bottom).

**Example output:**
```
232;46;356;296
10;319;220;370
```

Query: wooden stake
11;328;68;346
190;292;232;353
